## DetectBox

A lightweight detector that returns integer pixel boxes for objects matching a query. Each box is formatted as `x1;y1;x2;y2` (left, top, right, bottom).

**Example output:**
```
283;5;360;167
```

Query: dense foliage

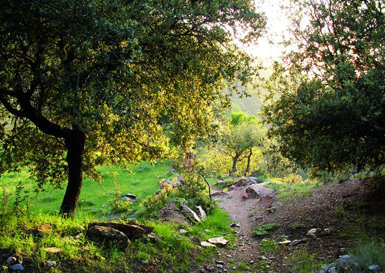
264;0;385;174
0;0;265;216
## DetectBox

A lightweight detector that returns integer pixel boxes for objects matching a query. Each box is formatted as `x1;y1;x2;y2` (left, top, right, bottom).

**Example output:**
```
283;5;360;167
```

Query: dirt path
198;182;276;272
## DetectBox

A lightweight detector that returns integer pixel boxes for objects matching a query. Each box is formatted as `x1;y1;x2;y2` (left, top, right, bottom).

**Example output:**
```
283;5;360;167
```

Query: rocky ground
199;176;385;273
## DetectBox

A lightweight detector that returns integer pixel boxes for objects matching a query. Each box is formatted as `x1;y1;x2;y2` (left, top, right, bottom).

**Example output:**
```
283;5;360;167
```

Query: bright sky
242;0;291;62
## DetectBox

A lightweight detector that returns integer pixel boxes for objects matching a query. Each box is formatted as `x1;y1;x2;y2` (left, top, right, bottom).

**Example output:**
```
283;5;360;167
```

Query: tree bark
60;128;86;218
244;148;253;176
229;153;241;176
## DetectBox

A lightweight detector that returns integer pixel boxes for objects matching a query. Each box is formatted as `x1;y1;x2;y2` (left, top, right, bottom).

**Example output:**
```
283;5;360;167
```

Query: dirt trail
214;182;275;236
200;182;277;272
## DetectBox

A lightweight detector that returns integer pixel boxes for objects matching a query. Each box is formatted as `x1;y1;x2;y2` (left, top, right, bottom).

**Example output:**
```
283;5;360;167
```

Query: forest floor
200;177;385;273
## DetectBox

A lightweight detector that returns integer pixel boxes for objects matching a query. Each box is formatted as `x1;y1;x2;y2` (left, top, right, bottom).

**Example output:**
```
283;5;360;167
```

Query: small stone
125;193;136;199
226;254;232;258
179;229;188;235
261;256;267;260
289;240;301;246
230;223;240;228
181;204;201;222
9;264;24;271
6;256;17;265
45;261;57;268
249;260;255;264
279;240;292;245
306;228;318;238
195;206;207;221
368;265;382;272
207;237;228;246
200;241;216;248
204;229;210;233
216;260;225;265
42;247;63;254
216;264;223;269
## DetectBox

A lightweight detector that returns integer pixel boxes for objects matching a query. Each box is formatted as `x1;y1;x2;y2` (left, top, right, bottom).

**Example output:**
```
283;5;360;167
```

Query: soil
199;176;385;273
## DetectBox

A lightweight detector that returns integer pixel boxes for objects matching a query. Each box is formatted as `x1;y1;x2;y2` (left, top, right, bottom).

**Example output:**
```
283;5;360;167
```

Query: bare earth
198;177;385;273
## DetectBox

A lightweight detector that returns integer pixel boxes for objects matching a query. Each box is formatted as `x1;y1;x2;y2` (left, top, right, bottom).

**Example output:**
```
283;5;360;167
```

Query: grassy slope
0;161;173;218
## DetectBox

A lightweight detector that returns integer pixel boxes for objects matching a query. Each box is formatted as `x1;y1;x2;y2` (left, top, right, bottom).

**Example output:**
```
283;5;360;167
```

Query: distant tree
263;0;385;174
223;113;265;176
0;0;266;217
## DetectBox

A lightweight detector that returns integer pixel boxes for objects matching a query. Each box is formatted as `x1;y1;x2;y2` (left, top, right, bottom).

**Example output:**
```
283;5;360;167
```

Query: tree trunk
60;129;86;218
229;153;241;176
244;148;253;176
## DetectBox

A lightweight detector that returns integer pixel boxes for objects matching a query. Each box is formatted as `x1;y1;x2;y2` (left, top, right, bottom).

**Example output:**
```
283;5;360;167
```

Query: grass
252;223;279;237
265;179;318;202
0;161;235;272
0;161;173;218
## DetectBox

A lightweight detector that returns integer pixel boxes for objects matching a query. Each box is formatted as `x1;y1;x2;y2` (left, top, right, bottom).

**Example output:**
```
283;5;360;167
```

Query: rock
158;202;188;224
200;241;216;248
37;223;52;234
87;225;130;250
204;229;210;233
323;228;332;235
9;264;24;271
216;180;226;185
42;247;63;254
279;240;292;245
179;229;188;235
207;237;228;246
146;232;160;243
125;193;136;199
245;185;261;198
289;239;301;246
181;204;201;222
306;228;318;238
248;177;258;183
195;205;207;221
368;265;382;272
45;261;57;268
228;185;236;191
89;222;153;240
6;256;17;265
216;264;223;269
233;177;249;187
211;191;228;196
230;223;240;228
318;255;360;273
216;260;225;265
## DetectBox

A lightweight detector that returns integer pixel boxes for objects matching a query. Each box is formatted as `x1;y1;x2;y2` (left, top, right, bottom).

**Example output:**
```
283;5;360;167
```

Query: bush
351;239;385;269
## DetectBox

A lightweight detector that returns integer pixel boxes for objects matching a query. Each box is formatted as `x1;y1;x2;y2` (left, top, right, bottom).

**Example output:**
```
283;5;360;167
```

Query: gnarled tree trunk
244;148;253;176
229;153;241;176
60;128;86;218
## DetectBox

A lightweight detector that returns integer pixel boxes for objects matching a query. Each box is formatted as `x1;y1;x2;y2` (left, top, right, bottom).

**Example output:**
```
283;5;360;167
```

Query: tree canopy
0;0;266;216
263;0;385;174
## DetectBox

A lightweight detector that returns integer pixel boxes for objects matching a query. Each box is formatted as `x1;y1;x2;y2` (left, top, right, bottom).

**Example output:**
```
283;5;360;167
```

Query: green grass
0;161;173;218
265;180;317;202
252;223;279;237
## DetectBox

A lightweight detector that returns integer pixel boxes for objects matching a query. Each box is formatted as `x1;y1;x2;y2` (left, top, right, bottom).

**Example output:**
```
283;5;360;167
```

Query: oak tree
0;0;265;217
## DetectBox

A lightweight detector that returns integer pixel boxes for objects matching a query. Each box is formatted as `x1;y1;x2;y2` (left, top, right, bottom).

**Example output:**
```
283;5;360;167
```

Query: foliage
263;0;385;175
252;223;279;237
350;239;385;269
288;249;324;273
0;0;266;216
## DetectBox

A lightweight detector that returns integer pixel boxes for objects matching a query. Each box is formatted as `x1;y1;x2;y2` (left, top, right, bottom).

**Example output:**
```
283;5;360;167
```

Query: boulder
233;177;249;187
181;204;201;222
207;236;228;246
158;202;188;224
195;205;207;221
318;255;360;273
87;225;130;250
245;186;261;198
88;222;153;240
